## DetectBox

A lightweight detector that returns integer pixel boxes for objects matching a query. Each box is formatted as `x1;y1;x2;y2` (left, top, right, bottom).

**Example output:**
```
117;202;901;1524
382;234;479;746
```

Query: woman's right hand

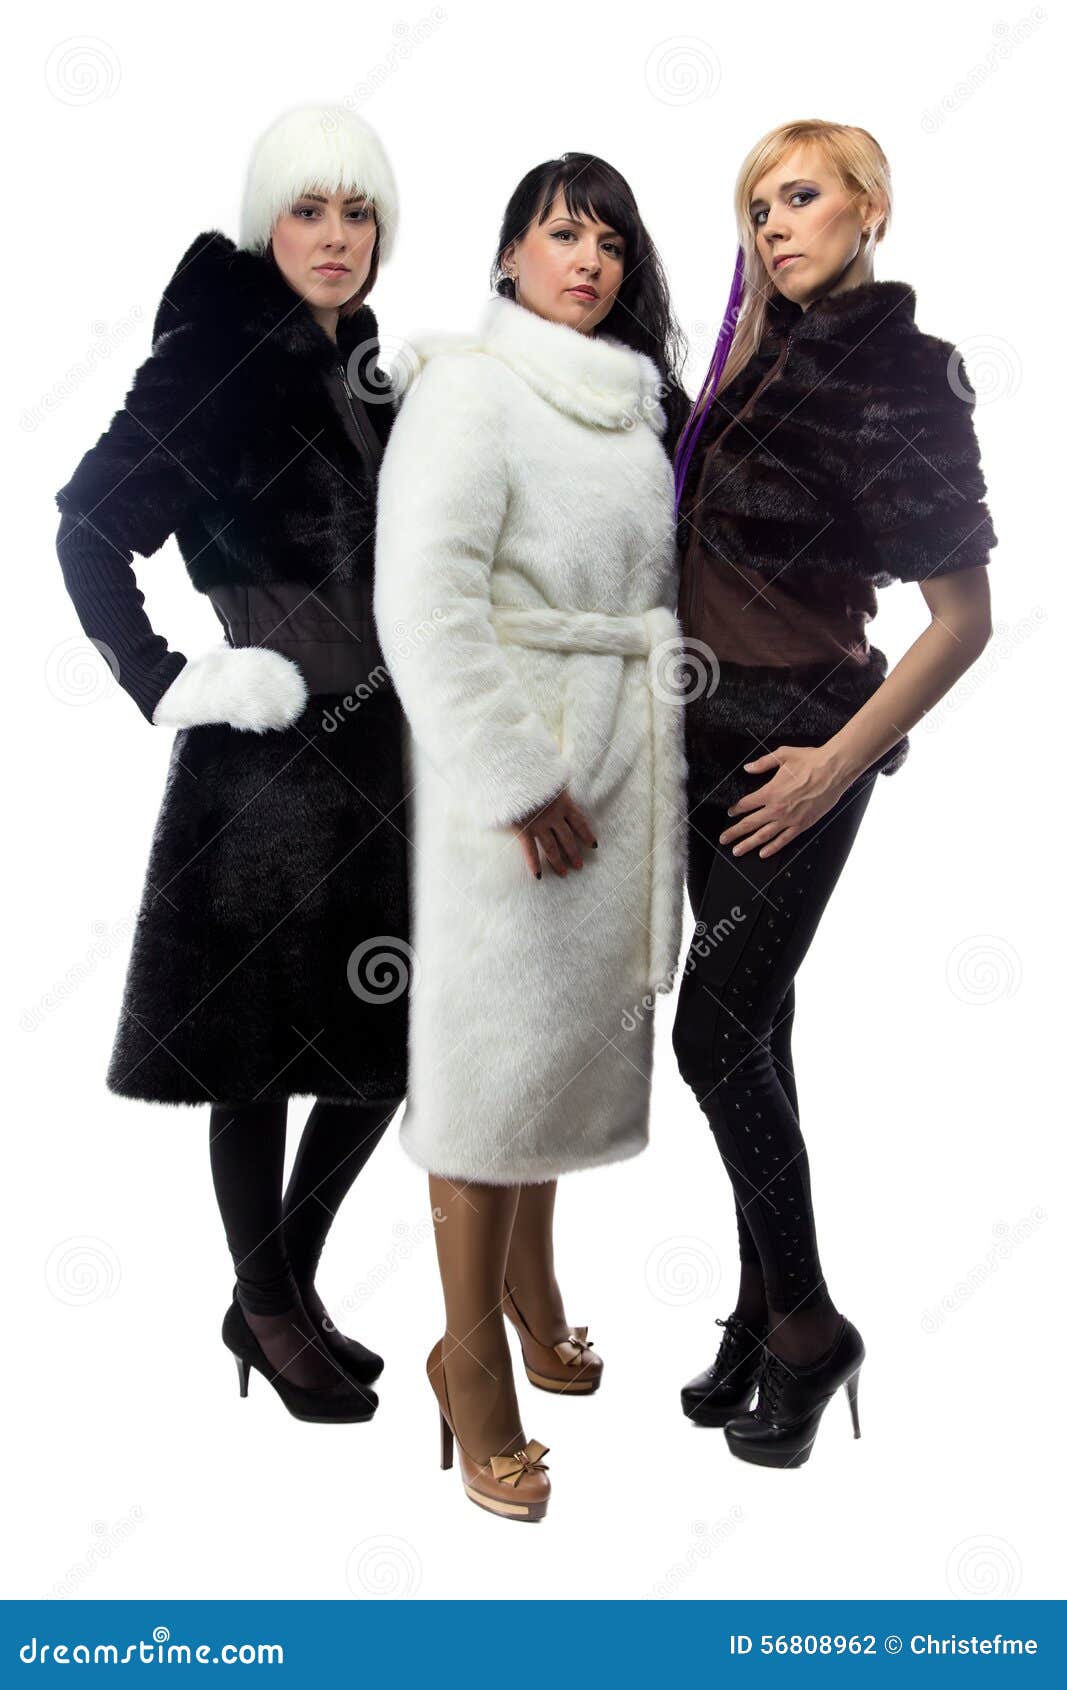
512;789;598;879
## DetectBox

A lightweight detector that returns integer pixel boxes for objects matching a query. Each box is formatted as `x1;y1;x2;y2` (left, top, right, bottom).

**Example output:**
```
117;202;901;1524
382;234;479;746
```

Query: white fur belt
490;603;686;992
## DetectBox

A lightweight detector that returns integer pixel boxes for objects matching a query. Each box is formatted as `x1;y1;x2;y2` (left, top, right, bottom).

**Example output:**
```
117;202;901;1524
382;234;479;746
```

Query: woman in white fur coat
373;154;689;1521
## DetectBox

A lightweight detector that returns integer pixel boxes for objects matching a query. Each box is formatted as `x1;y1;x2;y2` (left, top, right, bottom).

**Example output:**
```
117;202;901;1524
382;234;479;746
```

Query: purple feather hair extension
673;244;747;517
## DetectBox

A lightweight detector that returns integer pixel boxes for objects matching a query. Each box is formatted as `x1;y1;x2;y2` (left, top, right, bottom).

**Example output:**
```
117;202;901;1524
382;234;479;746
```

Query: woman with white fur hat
54;104;408;1423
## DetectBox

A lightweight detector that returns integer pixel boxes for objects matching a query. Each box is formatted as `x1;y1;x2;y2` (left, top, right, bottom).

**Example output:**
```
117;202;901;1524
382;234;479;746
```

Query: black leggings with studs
672;773;876;1322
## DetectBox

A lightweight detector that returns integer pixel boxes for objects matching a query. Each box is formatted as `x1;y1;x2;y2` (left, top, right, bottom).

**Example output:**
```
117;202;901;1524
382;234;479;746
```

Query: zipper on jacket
334;357;377;463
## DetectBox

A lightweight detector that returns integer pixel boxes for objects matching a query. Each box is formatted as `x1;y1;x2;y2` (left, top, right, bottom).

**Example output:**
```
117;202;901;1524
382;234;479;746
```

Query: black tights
672;775;876;1364
208;1097;397;1382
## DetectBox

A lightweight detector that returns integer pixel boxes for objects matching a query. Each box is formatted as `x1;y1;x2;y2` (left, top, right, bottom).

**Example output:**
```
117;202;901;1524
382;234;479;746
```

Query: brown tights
428;1175;567;1465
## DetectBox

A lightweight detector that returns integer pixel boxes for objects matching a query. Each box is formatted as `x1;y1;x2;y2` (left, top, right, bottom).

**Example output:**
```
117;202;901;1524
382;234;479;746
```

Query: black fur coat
57;229;392;588
677;279;998;810
53;232;410;1107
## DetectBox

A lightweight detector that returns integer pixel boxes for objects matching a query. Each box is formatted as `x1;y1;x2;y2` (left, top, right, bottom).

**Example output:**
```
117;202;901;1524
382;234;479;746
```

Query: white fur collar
407;296;666;434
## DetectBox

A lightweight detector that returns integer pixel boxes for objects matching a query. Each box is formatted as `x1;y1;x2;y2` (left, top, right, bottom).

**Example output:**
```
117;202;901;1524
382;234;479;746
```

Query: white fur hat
238;104;398;262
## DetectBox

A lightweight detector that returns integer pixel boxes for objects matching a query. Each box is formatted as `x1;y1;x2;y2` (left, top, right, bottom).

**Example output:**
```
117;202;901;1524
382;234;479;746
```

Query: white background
7;0;1060;1603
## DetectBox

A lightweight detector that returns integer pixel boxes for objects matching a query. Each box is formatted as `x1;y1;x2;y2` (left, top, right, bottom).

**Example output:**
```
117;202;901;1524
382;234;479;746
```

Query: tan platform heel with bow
427;1338;551;1522
503;1281;603;1395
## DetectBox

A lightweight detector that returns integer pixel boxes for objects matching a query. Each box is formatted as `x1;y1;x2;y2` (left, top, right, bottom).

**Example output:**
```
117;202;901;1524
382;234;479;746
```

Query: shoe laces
714;1314;760;1376
754;1343;791;1417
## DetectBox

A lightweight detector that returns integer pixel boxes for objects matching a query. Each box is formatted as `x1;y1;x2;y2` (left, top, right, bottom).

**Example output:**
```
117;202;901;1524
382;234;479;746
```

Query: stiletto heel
845;1368;861;1438
724;1316;866;1468
439;1409;454;1470
235;1354;251;1398
427;1338;550;1522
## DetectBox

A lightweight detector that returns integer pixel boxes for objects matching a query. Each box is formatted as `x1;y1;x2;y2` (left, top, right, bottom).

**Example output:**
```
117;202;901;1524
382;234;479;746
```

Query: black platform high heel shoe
232;1279;383;1387
222;1297;378;1424
723;1316;864;1468
681;1314;767;1426
299;1283;384;1386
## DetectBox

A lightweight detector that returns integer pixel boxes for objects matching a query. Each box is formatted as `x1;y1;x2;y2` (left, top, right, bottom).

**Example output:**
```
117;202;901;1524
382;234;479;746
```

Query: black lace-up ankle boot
681;1314;767;1427
723;1316;864;1467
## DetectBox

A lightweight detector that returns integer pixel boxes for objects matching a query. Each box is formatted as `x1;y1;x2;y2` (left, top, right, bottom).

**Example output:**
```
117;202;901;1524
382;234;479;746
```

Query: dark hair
491;153;689;453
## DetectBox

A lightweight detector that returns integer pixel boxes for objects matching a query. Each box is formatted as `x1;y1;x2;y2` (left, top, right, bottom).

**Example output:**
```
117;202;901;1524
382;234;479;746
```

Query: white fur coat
373;294;686;1183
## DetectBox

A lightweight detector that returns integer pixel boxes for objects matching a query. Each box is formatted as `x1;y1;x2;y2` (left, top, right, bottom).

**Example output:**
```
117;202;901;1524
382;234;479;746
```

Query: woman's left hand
718;745;849;859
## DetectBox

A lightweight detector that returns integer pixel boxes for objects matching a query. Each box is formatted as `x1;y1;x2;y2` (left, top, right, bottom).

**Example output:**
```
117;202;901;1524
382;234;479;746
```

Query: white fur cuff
152;645;308;733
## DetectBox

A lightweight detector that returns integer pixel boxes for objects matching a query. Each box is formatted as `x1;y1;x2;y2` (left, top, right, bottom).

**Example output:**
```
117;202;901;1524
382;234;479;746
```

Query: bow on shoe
553;1326;595;1367
489;1441;551;1487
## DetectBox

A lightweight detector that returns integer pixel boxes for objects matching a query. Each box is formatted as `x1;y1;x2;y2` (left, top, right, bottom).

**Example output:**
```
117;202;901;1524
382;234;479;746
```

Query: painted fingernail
536;872;542;880
591;840;598;848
